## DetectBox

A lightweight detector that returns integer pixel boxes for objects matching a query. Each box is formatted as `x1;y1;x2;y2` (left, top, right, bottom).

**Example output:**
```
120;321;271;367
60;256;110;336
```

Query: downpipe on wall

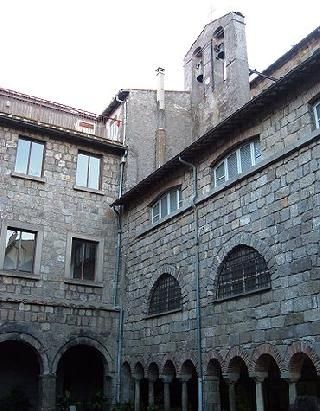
178;157;203;411
113;97;128;404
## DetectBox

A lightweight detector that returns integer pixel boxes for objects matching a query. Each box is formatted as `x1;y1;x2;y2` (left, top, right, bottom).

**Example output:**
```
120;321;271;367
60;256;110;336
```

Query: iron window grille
217;245;270;299
314;101;320;129
4;228;36;273
149;274;182;315
15;137;45;177
71;238;97;281
152;187;183;224
213;139;261;187
76;152;101;190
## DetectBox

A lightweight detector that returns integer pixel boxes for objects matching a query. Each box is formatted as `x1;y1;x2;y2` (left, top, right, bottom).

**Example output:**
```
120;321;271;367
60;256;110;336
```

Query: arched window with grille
217;245;270;299
149;274;182;315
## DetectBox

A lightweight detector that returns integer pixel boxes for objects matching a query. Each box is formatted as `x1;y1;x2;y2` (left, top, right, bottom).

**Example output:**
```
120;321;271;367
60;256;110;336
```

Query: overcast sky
1;0;319;114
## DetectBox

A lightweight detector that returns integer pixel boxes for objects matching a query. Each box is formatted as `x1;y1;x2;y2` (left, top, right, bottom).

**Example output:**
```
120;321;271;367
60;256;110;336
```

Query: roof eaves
115;48;320;206
250;26;320;88
0;111;126;154
99;90;130;119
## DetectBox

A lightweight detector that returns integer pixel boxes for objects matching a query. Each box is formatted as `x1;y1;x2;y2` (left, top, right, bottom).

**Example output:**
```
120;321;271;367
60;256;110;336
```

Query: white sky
1;0;319;114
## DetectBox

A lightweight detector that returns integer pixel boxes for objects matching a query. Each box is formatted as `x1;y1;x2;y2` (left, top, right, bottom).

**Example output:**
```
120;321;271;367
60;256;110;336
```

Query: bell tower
184;12;250;140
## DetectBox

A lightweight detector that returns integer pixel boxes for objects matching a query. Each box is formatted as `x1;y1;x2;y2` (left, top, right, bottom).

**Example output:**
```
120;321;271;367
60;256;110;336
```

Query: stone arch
144;264;186;316
133;362;145;379
148;362;160;380
0;332;49;374
210;233;275;287
51;336;113;374
224;346;251;376
288;341;320;376
121;361;134;403
160;355;178;375
251;343;285;376
161;359;177;378
203;351;225;376
177;353;199;376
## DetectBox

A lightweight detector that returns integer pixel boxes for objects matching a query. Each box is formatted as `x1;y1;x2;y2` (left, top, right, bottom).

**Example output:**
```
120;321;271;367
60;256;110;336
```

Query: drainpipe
113;95;128;404
178;156;203;411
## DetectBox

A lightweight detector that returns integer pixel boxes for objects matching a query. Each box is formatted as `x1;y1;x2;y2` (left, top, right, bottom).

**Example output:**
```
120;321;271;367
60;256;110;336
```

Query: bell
216;43;225;60
196;61;204;83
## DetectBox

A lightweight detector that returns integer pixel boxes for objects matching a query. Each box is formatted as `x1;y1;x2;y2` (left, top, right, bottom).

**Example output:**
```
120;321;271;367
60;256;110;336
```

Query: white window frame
152;187;183;224
0;220;43;277
313;101;320;129
14;137;45;177
75;151;102;190
213;139;261;187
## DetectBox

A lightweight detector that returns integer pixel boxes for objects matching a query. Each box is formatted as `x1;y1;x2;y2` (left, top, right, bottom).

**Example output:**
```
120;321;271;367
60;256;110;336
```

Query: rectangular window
314;101;320;129
152;187;182;223
15;138;44;177
4;228;36;273
76;152;101;190
71;238;97;281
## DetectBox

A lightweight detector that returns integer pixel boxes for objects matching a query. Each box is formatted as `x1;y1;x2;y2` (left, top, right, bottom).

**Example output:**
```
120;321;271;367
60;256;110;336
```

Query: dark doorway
0;340;40;411
57;345;104;411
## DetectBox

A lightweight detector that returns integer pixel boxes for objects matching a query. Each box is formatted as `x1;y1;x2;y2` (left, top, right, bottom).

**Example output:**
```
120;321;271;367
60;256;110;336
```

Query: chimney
155;67;166;169
156;67;165;110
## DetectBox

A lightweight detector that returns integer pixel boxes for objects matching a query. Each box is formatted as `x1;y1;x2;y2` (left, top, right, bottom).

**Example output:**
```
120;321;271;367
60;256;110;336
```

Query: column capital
254;371;268;384
161;374;173;384
179;373;192;383
133;373;143;382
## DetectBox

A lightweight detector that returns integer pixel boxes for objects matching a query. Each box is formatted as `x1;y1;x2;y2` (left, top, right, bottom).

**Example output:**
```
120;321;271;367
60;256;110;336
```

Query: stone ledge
0;294;119;312
73;185;105;195
212;285;271;304
11;171;46;183
64;279;104;288
144;308;182;319
0;270;40;281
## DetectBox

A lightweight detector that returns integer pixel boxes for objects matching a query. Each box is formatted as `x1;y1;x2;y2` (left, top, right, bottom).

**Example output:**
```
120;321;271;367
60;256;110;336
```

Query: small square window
15;138;44;177
76;152;101;190
4;228;36;273
71;238;97;281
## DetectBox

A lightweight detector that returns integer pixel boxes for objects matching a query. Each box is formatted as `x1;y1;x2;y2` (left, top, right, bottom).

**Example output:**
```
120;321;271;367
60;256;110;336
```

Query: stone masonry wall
0;124;121;376
120;74;320;374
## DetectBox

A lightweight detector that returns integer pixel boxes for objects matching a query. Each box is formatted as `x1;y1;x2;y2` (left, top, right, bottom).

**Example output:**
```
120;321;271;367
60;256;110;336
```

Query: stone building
0;11;319;411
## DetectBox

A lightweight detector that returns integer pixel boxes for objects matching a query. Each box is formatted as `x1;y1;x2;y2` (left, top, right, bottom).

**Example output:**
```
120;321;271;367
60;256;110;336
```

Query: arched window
217;245;270;299
151;187;182;224
213;138;261;187
149;274;182;315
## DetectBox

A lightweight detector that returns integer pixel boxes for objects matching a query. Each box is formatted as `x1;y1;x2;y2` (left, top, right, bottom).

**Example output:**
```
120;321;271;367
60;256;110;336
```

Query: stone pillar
287;378;298;406
255;377;265;411
203;376;221;411
180;376;190;411
134;377;142;411
39;374;56;411
227;380;236;411
103;375;113;411
162;376;173;411
148;378;156;407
